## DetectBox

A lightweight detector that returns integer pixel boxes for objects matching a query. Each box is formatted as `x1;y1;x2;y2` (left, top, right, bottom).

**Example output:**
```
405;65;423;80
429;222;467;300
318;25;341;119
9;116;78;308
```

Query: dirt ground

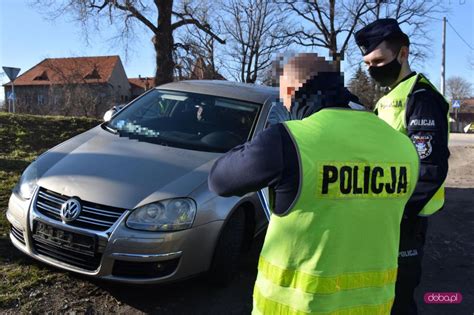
1;134;473;314
416;134;474;315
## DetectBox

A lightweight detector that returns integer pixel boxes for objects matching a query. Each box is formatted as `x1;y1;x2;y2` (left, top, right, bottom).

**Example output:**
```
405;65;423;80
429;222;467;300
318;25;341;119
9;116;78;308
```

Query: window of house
84;67;101;80
37;95;44;105
34;71;49;81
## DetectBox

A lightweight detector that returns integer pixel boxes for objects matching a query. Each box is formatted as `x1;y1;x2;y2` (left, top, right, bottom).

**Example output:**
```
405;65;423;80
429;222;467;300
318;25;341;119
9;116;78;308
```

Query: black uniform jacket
379;72;450;217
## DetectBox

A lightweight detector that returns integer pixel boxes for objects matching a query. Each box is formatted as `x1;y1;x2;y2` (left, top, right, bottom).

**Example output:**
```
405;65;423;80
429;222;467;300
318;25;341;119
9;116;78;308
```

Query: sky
1;0;473;103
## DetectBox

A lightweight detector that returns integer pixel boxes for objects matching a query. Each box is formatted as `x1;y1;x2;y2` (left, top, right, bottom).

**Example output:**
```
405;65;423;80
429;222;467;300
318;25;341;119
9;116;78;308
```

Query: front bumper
6;187;223;284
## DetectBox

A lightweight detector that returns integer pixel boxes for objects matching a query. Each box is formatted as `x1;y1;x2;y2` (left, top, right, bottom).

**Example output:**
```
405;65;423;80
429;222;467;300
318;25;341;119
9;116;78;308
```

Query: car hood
37;125;220;210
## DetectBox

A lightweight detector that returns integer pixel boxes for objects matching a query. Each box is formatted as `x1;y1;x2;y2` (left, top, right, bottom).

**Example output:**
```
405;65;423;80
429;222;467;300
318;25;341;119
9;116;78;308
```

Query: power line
425;15;443;22
421;16;473;50
446;20;474;51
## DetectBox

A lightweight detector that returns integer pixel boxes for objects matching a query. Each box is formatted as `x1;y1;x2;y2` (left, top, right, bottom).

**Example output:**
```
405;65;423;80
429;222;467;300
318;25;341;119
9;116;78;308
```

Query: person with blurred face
355;19;450;315
279;54;338;110
209;53;420;314
267;55;364;125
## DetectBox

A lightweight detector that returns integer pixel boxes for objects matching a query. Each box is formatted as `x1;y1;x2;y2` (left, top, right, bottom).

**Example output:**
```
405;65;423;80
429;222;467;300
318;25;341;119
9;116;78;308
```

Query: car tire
208;208;246;286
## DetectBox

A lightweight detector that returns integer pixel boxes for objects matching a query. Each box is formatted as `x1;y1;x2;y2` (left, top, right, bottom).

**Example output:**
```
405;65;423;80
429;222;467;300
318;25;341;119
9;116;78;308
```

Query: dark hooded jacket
208;74;363;215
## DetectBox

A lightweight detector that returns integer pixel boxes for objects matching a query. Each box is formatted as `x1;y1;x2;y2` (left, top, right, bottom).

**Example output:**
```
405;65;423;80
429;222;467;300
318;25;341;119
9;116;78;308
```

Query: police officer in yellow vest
355;19;450;315
209;53;420;314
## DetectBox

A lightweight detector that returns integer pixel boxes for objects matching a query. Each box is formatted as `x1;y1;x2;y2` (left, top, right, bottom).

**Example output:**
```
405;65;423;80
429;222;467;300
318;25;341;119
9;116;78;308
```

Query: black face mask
368;55;402;87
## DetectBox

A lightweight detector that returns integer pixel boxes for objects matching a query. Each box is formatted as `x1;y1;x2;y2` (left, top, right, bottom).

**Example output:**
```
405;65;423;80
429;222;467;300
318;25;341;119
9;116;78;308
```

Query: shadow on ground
0;158;30;172
2;188;472;314
90;187;474;314
88;234;265;314
416;187;474;314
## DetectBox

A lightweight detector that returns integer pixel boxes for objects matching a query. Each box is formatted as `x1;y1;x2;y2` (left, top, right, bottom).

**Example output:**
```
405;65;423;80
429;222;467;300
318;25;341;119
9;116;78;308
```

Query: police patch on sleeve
408;116;437;131
411;134;433;159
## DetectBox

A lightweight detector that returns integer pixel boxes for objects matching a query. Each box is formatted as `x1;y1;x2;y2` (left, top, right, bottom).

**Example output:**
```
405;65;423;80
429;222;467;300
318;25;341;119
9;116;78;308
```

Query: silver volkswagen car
7;80;277;284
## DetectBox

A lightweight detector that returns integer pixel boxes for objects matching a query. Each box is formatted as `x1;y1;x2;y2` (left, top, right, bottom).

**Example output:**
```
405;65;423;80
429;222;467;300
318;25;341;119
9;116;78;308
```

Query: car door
251;94;282;223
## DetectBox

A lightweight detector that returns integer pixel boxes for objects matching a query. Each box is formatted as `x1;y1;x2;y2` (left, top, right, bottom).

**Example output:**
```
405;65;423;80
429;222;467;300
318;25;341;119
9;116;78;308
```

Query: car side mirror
103;108;117;122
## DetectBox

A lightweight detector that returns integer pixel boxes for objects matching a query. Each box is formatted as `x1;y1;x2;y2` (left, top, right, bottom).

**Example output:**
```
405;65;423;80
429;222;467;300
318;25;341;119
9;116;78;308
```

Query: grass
0;112;100;310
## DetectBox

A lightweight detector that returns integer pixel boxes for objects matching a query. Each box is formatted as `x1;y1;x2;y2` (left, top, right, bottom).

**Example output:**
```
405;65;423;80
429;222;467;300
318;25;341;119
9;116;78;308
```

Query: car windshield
106;89;261;153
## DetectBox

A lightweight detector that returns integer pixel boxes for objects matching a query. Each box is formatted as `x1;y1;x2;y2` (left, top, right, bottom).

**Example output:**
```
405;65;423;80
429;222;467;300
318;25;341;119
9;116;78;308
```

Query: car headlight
126;198;197;231
14;162;38;200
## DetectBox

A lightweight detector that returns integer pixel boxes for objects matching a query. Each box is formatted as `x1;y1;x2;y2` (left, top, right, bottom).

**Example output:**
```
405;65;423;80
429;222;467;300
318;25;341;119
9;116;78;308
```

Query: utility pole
441;17;446;96
11;82;16;113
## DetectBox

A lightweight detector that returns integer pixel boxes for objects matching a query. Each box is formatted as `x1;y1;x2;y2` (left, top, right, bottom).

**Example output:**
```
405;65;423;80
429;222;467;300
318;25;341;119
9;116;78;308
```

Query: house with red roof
3;56;131;115
128;76;156;99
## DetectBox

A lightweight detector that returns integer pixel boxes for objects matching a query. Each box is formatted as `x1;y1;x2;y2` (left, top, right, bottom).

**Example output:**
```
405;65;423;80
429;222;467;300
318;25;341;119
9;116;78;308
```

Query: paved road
449;133;474;147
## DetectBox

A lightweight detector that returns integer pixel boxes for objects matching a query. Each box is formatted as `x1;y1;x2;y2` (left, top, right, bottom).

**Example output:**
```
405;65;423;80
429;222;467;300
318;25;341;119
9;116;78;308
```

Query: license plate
33;221;97;256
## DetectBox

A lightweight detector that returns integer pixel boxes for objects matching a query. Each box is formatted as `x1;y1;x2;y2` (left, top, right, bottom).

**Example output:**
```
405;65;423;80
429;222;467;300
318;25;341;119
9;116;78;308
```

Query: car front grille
32;221;102;271
10;225;26;245
35;187;127;231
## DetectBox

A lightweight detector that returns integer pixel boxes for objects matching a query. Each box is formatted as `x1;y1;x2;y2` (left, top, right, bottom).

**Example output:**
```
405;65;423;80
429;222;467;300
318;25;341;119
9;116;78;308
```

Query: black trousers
391;216;429;315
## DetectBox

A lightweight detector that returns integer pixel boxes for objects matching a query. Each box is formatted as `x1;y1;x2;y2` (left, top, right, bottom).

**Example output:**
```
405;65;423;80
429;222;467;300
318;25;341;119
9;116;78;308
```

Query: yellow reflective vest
375;73;447;216
253;108;419;315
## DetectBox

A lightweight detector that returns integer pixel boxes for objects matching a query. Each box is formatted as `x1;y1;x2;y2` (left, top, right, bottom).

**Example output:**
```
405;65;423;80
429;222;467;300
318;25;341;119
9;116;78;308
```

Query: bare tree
278;0;375;64
220;0;291;83
348;65;384;109
174;5;224;80
446;76;473;101
279;0;444;67
260;54;286;87
31;0;225;86
359;0;445;66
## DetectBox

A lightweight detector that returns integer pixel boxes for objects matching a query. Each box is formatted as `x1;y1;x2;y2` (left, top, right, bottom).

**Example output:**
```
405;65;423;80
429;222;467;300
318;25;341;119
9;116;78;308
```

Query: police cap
354;18;409;56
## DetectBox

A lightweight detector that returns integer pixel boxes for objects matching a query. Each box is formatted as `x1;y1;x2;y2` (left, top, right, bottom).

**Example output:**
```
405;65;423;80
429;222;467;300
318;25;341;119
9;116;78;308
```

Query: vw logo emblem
60;198;82;223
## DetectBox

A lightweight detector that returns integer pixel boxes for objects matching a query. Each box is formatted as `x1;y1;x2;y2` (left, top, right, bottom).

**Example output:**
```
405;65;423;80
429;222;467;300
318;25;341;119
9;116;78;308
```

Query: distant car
7;80;277;284
464;122;474;133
